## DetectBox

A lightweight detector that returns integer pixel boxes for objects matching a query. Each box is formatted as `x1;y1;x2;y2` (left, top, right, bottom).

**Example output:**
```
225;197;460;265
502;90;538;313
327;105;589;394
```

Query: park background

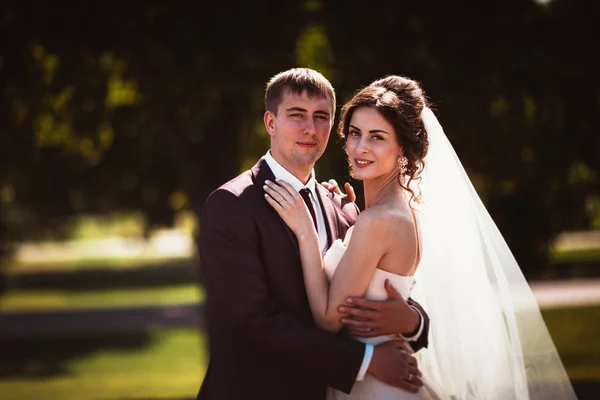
1;0;599;399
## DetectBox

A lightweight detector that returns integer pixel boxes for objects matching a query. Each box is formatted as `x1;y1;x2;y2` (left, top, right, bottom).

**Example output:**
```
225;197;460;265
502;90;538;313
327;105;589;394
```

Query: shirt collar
264;150;318;199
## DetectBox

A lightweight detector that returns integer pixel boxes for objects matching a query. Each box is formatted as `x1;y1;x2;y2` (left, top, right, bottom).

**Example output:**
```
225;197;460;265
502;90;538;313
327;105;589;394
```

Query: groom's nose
303;117;317;135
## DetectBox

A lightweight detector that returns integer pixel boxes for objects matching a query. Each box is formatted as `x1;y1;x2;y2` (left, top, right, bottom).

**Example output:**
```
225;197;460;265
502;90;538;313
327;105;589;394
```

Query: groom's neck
269;151;313;185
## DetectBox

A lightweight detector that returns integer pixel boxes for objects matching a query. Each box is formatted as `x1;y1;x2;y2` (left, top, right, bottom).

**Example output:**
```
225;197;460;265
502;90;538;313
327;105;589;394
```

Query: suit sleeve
406;298;430;352
199;189;365;393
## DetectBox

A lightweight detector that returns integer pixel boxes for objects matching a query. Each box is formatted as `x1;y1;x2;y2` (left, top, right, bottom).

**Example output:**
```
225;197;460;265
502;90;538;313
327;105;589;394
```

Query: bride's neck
363;173;403;209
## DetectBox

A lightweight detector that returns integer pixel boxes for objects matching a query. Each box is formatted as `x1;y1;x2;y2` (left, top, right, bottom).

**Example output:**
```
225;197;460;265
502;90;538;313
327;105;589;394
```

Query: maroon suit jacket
196;158;429;400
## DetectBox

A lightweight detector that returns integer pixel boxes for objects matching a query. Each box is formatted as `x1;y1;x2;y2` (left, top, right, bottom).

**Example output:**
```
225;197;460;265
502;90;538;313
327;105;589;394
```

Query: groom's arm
339;287;430;353
199;188;364;393
403;299;429;352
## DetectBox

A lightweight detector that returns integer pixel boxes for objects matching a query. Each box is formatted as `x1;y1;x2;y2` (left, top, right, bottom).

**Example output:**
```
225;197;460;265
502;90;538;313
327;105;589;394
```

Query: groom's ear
264;111;276;137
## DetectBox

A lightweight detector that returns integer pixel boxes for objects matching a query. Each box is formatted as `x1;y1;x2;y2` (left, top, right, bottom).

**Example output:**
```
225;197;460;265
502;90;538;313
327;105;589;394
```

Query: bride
263;75;578;399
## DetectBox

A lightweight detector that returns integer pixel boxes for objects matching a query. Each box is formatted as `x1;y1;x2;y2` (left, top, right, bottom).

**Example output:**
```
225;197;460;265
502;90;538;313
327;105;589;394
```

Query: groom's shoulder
203;168;259;211
219;168;255;196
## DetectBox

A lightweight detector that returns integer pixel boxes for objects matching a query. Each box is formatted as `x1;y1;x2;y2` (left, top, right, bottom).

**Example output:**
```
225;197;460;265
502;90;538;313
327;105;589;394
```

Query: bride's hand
321;179;356;203
264;179;317;239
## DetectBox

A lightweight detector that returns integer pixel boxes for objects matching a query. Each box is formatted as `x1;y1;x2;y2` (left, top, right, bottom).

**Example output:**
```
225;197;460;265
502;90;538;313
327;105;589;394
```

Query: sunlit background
1;1;599;399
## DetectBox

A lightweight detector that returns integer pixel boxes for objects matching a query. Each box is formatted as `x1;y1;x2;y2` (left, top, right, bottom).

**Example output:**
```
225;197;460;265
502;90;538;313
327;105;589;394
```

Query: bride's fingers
264;180;294;205
264;192;284;210
328;179;343;196
268;179;300;205
407;373;423;388
407;366;423;381
274;179;299;199
408;366;422;377
403;382;421;393
406;355;418;367
263;184;286;205
321;180;343;196
344;182;356;202
389;339;410;352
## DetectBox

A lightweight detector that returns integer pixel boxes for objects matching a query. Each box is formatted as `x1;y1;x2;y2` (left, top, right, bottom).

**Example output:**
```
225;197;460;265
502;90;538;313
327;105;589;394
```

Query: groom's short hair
265;68;336;116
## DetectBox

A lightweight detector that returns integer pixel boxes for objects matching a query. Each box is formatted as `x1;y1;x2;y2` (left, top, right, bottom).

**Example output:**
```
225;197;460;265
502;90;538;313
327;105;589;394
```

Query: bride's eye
348;130;360;137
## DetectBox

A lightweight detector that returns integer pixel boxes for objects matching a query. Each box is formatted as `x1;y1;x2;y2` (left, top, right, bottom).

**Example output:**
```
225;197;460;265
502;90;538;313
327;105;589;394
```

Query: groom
196;68;429;399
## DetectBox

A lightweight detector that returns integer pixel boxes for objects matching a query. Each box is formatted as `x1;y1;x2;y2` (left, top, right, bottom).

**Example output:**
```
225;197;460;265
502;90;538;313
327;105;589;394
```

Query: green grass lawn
542;305;600;382
0;234;597;399
0;329;206;400
0;284;203;312
0;307;597;400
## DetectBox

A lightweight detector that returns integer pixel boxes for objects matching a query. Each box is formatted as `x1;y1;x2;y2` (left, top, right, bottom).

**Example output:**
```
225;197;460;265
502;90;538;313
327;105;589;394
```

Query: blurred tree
0;0;312;291
0;1;308;237
0;0;598;281
322;0;600;277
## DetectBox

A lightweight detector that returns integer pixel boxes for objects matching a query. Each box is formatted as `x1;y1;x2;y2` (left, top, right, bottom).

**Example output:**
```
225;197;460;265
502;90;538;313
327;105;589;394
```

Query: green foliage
296;23;334;79
552;248;600;264
320;0;600;274
1;0;599;277
0;1;309;243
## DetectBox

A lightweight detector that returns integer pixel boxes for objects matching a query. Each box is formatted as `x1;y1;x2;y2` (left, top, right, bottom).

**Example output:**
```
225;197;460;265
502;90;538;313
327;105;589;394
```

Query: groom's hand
368;340;422;392
339;279;420;337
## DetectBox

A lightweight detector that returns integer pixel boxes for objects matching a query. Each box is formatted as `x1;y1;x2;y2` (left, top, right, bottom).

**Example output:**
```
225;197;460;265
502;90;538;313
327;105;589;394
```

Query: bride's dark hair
338;75;430;202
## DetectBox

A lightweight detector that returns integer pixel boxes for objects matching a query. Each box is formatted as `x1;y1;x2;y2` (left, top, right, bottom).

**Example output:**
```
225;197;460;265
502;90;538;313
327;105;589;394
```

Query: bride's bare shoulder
354;206;414;237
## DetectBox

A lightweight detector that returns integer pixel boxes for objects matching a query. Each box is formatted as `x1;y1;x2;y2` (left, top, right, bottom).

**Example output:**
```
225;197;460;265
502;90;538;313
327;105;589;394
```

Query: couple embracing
196;68;577;399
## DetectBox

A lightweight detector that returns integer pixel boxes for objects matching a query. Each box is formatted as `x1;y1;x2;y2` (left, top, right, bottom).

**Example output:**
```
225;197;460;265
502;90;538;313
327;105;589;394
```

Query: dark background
2;0;598;279
1;1;599;398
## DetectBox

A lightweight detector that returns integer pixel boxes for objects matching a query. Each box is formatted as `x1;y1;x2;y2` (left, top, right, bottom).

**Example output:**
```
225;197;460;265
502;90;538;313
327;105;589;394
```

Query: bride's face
345;107;402;181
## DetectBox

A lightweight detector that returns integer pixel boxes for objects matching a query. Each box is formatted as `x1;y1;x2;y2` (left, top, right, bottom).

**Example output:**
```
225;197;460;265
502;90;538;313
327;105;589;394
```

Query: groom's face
264;89;333;178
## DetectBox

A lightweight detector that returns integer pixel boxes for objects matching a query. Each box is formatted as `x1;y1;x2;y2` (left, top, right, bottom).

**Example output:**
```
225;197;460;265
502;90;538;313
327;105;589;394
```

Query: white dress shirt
263;151;423;381
264;151;328;255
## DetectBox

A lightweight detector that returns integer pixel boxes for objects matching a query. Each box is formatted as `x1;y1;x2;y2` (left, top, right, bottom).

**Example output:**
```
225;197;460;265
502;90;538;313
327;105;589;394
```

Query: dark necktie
299;188;318;232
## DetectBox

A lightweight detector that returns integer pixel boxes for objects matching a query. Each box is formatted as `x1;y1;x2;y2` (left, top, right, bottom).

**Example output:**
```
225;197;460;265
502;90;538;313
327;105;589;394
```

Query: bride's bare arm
318;213;390;331
264;180;409;333
264;180;340;331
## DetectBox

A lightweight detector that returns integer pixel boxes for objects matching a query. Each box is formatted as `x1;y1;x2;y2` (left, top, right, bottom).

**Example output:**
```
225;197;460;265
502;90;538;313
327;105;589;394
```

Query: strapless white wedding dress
323;237;447;400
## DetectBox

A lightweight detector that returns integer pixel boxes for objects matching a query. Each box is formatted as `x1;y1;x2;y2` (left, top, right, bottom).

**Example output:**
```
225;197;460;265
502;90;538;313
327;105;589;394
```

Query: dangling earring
398;156;408;175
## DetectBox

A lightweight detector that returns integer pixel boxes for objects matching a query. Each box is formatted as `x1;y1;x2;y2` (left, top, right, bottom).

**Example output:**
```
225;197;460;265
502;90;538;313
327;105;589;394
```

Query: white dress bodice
323;238;416;346
322;230;445;400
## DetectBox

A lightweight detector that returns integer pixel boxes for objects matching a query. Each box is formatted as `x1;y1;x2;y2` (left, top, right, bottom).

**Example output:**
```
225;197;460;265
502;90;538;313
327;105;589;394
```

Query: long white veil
410;108;578;399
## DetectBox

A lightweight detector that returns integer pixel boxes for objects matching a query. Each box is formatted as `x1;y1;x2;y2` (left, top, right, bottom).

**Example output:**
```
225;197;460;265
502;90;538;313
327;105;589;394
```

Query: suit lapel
251;158;300;258
315;184;338;247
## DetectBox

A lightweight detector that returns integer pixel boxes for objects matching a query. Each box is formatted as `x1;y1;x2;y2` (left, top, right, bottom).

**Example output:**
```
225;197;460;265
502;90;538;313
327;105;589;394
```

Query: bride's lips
353;158;373;169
